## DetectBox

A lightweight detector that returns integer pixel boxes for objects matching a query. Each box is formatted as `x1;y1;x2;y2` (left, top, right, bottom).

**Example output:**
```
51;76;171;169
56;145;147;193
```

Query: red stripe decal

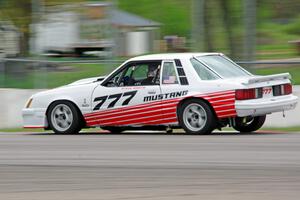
86;103;177;121
198;91;236;119
84;98;181;117
214;105;235;112
23;126;46;129
141;117;178;125
87;108;177;125
85;90;237;126
87;112;177;126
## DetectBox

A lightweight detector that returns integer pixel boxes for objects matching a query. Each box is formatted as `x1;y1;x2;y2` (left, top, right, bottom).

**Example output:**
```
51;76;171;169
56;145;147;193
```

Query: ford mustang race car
22;53;298;134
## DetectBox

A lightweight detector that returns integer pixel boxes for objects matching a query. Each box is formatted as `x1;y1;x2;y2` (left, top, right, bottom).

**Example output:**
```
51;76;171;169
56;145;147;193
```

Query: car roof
128;52;222;61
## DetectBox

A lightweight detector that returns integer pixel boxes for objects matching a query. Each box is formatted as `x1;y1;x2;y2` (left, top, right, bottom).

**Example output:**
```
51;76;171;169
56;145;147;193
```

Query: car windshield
196;55;251;78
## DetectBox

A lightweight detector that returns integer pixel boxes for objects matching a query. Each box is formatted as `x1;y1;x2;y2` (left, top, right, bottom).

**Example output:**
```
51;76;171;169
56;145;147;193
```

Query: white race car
22;53;298;134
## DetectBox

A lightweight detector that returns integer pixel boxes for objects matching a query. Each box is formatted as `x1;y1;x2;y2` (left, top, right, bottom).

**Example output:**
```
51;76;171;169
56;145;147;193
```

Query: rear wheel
47;101;83;134
178;99;216;134
233;115;266;133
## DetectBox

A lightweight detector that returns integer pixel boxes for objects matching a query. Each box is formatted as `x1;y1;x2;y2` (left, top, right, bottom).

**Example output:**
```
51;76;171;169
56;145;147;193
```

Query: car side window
190;58;219;80
104;67;127;87
162;62;179;84
105;61;161;87
132;64;148;80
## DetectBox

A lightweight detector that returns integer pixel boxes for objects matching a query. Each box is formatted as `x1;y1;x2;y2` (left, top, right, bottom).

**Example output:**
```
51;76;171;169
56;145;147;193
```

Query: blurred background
0;0;300;128
1;0;300;88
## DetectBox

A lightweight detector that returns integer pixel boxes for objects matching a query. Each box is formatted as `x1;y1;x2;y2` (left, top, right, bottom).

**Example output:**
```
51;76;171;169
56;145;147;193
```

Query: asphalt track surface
0;130;300;200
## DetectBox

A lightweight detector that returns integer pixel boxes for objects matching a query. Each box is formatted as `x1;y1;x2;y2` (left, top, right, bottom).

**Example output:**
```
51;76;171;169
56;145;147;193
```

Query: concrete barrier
0;87;299;129
0;89;45;128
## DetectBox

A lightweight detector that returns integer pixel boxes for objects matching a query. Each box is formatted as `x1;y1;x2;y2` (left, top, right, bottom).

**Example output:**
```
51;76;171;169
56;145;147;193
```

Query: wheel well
177;97;218;120
46;100;86;127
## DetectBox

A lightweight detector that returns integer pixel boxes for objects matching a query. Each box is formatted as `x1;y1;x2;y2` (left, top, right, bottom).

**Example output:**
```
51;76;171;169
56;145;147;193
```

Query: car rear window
190;58;219;80
196;55;250;78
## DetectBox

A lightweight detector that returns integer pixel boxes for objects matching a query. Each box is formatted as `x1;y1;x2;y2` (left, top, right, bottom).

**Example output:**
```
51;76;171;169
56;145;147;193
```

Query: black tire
101;126;125;133
178;99;216;134
233;115;266;133
47;101;83;134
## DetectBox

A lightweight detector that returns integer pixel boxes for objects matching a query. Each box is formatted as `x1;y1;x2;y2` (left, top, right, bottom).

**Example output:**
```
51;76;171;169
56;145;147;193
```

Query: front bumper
235;94;298;117
22;108;48;128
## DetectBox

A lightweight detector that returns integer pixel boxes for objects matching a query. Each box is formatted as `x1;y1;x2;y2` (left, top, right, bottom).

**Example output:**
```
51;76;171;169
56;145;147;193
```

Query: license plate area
262;87;273;98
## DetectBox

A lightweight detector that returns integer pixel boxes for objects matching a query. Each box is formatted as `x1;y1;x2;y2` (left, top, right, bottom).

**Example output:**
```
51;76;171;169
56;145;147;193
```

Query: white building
0;22;20;58
31;3;161;57
111;9;161;56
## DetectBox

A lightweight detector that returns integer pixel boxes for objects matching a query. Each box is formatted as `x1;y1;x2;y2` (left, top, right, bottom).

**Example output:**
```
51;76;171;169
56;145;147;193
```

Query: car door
88;61;162;126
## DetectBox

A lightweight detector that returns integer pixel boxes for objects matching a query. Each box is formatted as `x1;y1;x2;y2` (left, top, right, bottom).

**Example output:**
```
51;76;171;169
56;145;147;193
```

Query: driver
141;65;159;85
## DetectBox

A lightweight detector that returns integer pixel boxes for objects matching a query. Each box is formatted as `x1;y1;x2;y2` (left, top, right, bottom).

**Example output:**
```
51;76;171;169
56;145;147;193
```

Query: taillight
236;88;259;100
283;83;292;95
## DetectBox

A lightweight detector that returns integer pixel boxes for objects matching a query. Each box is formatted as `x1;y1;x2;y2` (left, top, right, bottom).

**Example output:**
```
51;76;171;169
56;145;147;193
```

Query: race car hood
68;76;106;86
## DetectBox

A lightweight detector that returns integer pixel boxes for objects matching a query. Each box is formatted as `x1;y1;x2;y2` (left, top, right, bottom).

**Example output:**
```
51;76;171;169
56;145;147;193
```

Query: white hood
68;76;106;86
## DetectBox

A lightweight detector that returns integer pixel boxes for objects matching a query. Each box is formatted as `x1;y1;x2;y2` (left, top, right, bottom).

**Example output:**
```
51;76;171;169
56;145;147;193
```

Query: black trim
272;85;282;96
174;59;182;67
179;77;189;85
176;67;186;76
257;88;263;98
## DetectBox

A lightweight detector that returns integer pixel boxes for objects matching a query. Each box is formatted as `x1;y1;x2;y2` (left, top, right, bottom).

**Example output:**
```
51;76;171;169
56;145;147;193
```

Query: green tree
219;0;237;58
0;0;31;56
0;0;82;56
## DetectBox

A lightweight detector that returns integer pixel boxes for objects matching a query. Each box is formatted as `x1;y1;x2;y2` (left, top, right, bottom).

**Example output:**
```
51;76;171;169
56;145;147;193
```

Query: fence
0;58;124;89
1;57;300;89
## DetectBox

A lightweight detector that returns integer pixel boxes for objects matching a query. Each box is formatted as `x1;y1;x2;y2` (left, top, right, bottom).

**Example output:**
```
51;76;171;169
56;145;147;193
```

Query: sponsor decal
121;86;145;90
144;90;188;102
263;87;272;94
82;98;89;107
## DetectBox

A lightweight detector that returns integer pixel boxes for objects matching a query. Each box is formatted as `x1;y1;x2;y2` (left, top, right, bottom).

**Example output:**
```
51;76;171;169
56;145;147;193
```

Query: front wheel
178;99;216;134
233;115;266;133
47;101;83;134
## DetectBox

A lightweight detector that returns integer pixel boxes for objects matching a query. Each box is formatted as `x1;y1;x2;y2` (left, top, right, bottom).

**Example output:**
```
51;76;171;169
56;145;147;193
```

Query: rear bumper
235;94;298;117
22;108;47;128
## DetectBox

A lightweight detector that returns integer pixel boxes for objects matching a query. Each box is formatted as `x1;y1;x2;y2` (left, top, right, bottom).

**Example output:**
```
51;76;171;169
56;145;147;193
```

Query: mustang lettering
143;90;188;102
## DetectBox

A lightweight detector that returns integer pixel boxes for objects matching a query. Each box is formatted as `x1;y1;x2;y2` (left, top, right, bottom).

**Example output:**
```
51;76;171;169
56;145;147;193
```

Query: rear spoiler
243;73;291;85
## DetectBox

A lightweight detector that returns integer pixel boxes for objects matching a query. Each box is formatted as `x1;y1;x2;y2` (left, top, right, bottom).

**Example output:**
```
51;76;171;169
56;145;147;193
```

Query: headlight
25;98;33;108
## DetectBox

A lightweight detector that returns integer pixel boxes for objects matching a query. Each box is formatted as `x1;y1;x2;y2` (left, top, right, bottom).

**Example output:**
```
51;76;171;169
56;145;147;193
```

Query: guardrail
0;57;125;89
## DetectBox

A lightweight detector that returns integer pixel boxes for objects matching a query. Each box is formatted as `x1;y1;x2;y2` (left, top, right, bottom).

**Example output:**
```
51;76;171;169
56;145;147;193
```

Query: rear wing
243;73;291;85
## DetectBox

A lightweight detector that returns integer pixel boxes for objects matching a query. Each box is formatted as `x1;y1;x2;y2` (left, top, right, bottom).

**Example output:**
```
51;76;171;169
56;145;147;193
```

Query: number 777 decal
93;91;137;111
